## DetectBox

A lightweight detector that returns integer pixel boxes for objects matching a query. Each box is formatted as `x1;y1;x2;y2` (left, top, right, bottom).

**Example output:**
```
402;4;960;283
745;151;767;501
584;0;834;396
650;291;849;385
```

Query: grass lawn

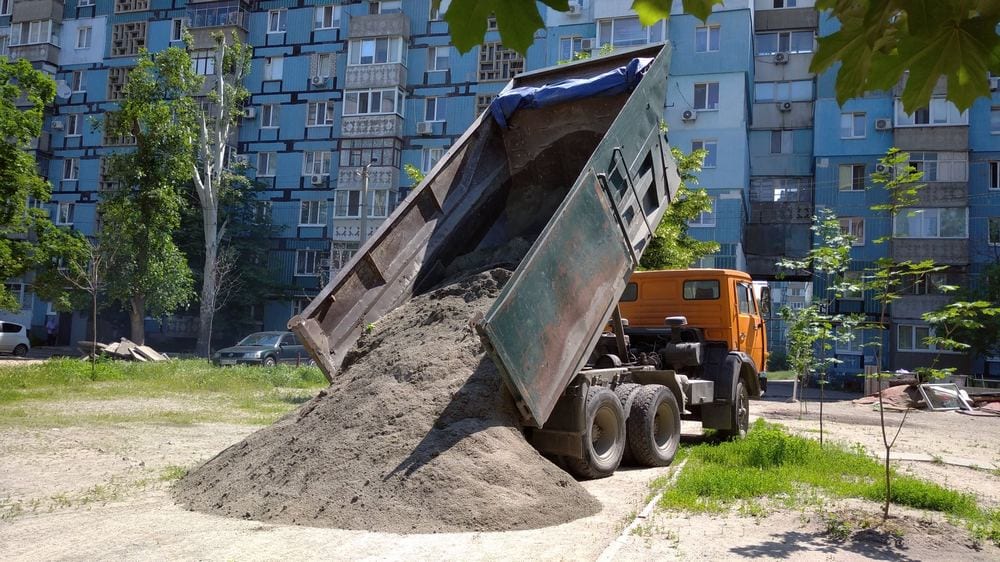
765;370;797;380
653;421;1000;546
0;358;327;427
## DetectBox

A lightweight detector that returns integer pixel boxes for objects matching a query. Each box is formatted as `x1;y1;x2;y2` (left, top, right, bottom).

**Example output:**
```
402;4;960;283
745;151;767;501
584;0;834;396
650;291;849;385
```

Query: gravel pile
175;268;599;533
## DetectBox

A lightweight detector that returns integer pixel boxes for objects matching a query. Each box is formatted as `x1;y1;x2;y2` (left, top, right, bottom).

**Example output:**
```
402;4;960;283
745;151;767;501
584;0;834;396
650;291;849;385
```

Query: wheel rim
14;345;27;357
653;401;675;449
738;390;749;433
591;405;618;461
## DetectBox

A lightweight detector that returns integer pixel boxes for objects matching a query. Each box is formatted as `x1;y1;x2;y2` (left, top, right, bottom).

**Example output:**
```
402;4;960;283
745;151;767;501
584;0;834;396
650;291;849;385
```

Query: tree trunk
196;205;219;357
91;289;97;379
129;295;145;345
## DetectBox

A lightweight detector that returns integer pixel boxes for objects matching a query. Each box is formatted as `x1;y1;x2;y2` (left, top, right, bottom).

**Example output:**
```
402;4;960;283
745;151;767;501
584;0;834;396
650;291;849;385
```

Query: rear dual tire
625;385;680;467
564;387;626;480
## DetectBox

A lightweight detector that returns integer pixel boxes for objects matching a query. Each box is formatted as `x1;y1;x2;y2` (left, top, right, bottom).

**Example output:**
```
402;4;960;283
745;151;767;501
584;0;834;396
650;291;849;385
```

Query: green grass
0;358;326;426
657;420;999;545
766;370;798;381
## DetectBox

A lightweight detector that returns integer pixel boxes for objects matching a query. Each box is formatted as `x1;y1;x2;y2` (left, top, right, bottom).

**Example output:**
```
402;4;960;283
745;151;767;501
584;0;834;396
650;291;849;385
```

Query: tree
190;33;253;357
102;47;197;344
942;263;1000;375
436;0;1000;112
638;147;719;270
0;58;71;311
53;237;115;377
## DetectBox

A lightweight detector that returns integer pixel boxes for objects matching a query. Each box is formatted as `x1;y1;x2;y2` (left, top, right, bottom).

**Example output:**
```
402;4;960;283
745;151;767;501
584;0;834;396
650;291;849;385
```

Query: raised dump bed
290;43;679;432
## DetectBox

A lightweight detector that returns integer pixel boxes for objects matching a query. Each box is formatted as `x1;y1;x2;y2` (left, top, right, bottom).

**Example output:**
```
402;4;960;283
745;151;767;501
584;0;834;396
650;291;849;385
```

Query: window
486;16;498;31
688;198;716;227
3;283;29;310
170;19;184;42
991;108;1000;134
897;325;940;352
261;104;279;128
754;80;813;102
252;201;271;224
71;70;85;92
76;26;92;49
770;130;793;154
736;283;751;314
313;53;334;78
315;5;341;29
66;114;81;136
257;152;276;177
292;298;310;317
835;328;863;354
989;217;1000;245
904;271;949;295
908;152;967;182
429;46;450;72
422;147;445;172
840;271;863;300
0;0;10;16
11;20;54;46
597;16;664;48
191;51;216;75
268;9;287;34
306;101;335;126
340;138;401;168
755;30;812;55
894;98;967;126
295;249;319;276
991;161;1000;190
302;151;332;175
559;36;584;61
479;42;524;81
348;36;405;66
773;0;798;7
424;97;445;122
476;94;496;115
893;207;968;239
369;190;391;218
343;88;405;116
56;202;75;225
694;82;719;110
692;140;717;168
334;190;361;217
371;1;402;14
110;21;147;56
264;56;283;80
114;0;148;12
839;217;865;246
430;2;442;20
299;201;327;226
695;25;720;53
683;280;720;300
840;112;865;138
0;34;8;58
838;164;866;191
63;158;79;181
330;248;356;271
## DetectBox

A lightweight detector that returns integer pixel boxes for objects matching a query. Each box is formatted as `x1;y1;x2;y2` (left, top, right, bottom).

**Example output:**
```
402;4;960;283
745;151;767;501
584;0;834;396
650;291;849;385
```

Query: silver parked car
211;331;307;367
0;321;31;357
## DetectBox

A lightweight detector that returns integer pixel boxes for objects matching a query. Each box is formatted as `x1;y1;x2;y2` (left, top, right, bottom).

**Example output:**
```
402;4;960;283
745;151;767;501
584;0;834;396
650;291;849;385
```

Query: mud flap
701;355;741;431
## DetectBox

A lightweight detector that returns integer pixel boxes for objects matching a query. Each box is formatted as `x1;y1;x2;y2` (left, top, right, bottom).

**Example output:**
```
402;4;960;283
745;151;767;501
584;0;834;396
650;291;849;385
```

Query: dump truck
289;43;762;480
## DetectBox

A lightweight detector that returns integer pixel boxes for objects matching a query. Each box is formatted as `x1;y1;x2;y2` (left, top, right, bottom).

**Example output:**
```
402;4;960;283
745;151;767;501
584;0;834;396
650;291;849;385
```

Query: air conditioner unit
311;75;326;86
875;163;890;174
51;119;64;130
580;38;596;51
681;109;697;121
311;174;325;185
566;1;583;15
242;107;256;119
874;118;892;131
777;101;793;112
990;76;1000;91
231;155;249;166
416;121;434;135
774;52;789;64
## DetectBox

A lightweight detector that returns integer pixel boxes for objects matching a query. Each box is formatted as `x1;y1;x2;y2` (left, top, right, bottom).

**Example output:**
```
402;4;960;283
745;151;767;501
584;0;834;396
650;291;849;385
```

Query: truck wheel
626;385;680;467
614;383;642;466
720;381;750;440
565;387;625;480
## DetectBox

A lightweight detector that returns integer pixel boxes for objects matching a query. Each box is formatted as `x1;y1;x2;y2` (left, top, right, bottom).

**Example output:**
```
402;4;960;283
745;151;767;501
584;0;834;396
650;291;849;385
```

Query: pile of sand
175;268;600;533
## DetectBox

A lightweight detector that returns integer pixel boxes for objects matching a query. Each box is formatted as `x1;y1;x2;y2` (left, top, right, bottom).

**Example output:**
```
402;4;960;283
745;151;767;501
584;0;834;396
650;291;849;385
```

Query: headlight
244;351;263;358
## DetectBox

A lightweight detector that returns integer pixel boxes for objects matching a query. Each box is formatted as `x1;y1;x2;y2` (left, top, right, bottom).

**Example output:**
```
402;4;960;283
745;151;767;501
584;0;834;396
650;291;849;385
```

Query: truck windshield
683;280;719;300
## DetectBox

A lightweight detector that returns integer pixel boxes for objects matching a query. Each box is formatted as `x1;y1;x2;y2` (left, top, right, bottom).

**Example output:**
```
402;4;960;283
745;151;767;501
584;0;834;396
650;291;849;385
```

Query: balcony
754;53;813;82
752;101;813;129
744;222;813;280
893;126;969;151
347;13;410;40
28;131;51;153
890;294;951;320
749;201;813;224
754;7;817;31
914;182;967;207
344;63;406;89
892;238;969;266
11;0;63;23
185;3;249;49
8;43;60;66
341;114;404;138
336;166;399;190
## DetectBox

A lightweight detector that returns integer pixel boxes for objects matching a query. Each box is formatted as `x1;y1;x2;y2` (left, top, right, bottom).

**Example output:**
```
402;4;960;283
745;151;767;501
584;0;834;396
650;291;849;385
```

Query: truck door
735;282;759;365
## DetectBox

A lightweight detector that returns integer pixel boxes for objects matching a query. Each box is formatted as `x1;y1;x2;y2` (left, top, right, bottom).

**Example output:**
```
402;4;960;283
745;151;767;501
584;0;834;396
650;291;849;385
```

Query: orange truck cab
614;269;768;425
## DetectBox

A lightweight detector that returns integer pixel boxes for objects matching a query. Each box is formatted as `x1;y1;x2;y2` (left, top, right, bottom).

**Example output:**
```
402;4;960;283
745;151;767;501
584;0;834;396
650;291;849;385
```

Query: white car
0;321;31;357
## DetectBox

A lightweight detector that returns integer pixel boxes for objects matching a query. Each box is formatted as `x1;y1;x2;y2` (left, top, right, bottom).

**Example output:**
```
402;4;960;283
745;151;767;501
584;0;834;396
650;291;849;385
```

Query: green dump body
290;43;680;428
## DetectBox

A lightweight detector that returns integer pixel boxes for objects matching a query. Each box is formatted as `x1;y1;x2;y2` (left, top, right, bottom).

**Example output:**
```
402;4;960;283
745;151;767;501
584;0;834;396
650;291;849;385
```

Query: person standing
45;313;58;346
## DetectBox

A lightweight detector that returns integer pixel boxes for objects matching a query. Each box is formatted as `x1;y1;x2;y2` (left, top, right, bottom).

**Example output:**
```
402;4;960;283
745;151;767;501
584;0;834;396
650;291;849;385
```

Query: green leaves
813;1;1000;112
443;0;567;54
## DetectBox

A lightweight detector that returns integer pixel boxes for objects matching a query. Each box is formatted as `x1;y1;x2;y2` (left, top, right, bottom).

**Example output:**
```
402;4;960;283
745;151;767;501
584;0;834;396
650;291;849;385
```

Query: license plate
219;359;236;365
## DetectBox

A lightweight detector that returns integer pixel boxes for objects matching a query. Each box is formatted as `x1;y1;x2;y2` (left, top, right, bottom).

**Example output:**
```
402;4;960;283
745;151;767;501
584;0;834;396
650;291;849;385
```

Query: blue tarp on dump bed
489;57;654;129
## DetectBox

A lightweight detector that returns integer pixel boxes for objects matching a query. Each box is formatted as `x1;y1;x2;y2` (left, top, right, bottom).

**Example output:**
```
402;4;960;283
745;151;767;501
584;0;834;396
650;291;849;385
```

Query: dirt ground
1;382;999;560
